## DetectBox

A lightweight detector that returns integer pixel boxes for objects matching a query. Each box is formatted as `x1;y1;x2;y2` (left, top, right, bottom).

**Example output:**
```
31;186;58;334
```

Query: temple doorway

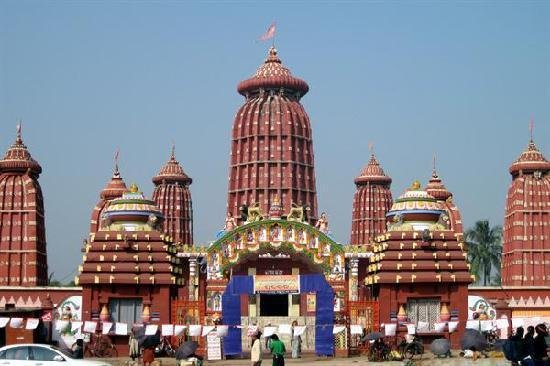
259;294;288;316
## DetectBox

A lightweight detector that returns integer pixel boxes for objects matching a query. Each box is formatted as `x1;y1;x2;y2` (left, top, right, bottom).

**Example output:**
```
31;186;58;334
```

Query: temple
501;136;550;286
0;47;548;358
0;125;48;286
365;180;472;346
77;183;183;349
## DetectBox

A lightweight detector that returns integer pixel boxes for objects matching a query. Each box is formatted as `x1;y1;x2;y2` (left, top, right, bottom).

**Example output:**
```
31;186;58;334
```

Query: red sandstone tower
350;153;392;245
152;147;193;244
425;166;463;233
227;47;318;223
89;164;127;234
0;126;48;286
502;137;550;286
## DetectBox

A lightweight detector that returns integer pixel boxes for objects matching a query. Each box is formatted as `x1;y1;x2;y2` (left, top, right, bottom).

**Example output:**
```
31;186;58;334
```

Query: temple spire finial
432;153;438;177
170;142;176;161
368;141;374;156
16;120;23;144
529;118;534;142
113;148;120;175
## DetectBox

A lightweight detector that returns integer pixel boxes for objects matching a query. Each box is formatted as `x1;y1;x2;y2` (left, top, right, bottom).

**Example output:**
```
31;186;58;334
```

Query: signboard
254;275;300;294
306;293;316;313
207;333;222;360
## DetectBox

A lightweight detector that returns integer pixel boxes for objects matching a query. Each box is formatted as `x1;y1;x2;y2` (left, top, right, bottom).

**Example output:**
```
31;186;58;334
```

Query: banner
254;275;300;294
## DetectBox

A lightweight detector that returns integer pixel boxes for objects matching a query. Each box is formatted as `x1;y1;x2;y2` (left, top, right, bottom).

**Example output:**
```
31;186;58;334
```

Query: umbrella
363;331;384;341
140;334;161;349
460;329;487;351
176;341;199;360
430;339;450;357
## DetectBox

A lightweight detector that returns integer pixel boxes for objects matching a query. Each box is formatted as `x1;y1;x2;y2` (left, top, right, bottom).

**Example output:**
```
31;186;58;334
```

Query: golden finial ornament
129;183;139;193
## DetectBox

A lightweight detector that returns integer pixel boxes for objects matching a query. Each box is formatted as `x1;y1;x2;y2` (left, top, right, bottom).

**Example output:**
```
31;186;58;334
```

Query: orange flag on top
258;22;276;42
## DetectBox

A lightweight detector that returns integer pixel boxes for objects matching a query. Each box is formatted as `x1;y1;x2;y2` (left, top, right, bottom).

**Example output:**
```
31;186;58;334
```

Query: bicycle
367;338;391;361
84;332;118;358
398;335;424;360
155;336;176;357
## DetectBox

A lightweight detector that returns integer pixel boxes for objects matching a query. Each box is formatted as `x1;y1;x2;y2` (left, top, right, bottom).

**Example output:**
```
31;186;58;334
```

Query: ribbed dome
0;125;41;175
425;170;452;201
237;47;309;97
386;181;446;226
509;139;550;175
152;147;192;185
100;168;127;200
354;154;392;185
103;183;163;230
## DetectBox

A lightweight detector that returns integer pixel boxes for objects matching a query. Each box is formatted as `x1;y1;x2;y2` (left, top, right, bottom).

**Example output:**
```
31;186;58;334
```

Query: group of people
508;323;549;366
251;321;303;366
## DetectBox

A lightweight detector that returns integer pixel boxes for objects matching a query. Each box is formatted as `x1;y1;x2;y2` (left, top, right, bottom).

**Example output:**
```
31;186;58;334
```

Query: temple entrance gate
222;274;334;357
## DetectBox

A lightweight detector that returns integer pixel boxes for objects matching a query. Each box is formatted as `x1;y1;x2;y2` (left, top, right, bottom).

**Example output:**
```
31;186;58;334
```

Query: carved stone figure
224;212;237;231
316;212;329;233
247;203;263;222
287;203;304;222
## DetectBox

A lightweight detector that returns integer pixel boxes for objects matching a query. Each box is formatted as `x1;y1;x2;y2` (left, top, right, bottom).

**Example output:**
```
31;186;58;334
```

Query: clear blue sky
1;1;548;283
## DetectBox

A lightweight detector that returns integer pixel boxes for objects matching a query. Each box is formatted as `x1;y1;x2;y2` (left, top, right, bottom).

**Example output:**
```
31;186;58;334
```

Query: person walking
510;327;526;366
129;330;140;362
269;334;286;366
291;320;302;359
533;323;549;365
142;345;155;366
251;331;262;366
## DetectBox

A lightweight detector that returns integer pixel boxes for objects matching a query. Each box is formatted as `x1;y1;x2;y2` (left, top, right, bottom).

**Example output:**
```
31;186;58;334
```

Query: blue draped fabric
300;274;334;356
222;276;253;356
222;274;334;357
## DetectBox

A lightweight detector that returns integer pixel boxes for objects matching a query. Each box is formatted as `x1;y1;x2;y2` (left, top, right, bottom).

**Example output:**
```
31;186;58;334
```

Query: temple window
109;298;142;325
406;298;440;332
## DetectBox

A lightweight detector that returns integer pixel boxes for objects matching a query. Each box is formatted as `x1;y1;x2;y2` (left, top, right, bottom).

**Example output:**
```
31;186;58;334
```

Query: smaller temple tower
350;153;392;245
0;125;48;286
152;146;193;244
89;163;127;234
502;136;550;286
425;162;463;233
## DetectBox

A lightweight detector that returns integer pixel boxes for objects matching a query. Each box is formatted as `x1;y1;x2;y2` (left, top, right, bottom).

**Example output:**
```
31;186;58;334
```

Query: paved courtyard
98;353;510;366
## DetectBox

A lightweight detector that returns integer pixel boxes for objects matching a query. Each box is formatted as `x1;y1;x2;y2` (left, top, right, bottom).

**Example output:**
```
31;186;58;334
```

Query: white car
0;344;112;366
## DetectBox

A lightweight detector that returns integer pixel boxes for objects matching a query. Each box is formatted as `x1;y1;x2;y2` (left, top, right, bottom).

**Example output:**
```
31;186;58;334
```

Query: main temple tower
227;47;318;223
152;147;193;244
350;153;392;245
0;126;48;286
502;136;550;286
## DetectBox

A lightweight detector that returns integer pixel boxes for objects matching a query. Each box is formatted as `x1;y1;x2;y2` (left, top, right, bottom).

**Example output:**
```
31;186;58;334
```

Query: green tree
466;220;503;286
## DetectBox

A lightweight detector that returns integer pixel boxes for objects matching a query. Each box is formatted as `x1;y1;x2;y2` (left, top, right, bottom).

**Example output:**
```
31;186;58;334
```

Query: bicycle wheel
404;345;415;359
103;345;118;358
83;345;93;358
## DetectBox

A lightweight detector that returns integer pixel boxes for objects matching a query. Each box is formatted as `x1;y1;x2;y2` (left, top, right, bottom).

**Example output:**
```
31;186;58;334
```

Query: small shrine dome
0;125;41;176
425;170;452;201
237;47;309;97
101;183;164;231
152;146;192;185
386;180;447;231
509;139;550;177
354;154;392;185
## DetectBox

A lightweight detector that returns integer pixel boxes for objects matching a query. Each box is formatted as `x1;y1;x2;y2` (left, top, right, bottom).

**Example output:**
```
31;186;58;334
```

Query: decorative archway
222;274;334;357
206;219;345;281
